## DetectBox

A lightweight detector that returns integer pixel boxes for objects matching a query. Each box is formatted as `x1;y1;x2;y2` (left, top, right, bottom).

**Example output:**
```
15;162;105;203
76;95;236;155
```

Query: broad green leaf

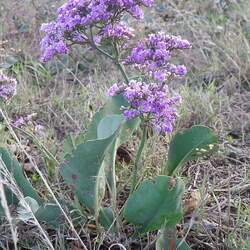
166;126;218;175
0;148;42;205
60;97;139;224
123;176;184;233
94;103;138;206
96;113;138;206
35;202;86;228
35;203;63;228
84;95;128;140
60;129;119;215
85;94;139;142
97;115;124;139
97;115;136;233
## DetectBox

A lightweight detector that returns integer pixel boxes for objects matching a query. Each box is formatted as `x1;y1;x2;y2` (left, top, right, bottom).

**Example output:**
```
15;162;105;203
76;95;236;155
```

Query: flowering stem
131;125;147;193
95;46;115;60
89;27;115;60
116;61;129;84
89;28;129;83
114;42;130;84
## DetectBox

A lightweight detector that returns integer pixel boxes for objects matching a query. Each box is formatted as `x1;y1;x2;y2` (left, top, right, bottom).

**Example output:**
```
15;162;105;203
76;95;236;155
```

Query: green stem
108;140;118;208
89;28;129;83
131;125;147;193
114;42;130;84
95;45;115;60
116;61;129;84
89;27;115;60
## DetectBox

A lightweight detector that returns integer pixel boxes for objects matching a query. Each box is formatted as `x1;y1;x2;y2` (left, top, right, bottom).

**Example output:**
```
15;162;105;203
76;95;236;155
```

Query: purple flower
40;0;155;61
0;74;17;103
175;65;187;76
101;22;134;42
123;109;141;119
109;80;181;133
40;22;69;62
107;83;122;96
129;5;144;19
125;32;191;82
154;70;167;82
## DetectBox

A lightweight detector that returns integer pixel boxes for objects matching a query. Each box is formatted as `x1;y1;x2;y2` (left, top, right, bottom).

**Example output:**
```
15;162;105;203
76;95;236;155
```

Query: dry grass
0;0;249;249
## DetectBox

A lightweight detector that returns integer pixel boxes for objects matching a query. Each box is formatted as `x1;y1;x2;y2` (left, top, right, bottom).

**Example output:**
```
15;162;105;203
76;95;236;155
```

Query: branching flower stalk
89;27;130;83
113;41;130;83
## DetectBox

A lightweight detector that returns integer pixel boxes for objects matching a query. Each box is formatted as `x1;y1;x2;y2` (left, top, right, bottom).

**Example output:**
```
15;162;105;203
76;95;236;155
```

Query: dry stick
0;177;18;250
0;158;54;250
0;109;88;250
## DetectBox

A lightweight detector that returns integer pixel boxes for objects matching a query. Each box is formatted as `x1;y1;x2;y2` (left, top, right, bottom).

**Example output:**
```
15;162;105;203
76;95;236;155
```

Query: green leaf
93;101;138;202
60;97;139;225
99;207;116;232
85;94;139;142
61;95;139;159
123;176;184;233
35;202;86;228
60;128;119;215
35;203;63;228
97;115;137;233
0;148;42;205
97;115;124;139
166;126;218;176
61;134;76;160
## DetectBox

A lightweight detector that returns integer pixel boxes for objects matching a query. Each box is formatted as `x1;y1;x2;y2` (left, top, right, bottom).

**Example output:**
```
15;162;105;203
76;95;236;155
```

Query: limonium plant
0;1;218;249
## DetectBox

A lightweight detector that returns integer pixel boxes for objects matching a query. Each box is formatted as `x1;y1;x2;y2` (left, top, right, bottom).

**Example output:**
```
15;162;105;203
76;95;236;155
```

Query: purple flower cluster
0;74;17;103
108;80;181;133
101;23;134;42
40;0;154;61
124;32;191;82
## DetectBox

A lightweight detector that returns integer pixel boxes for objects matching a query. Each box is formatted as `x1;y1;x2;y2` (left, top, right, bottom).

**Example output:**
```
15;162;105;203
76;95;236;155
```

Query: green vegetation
0;0;249;249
